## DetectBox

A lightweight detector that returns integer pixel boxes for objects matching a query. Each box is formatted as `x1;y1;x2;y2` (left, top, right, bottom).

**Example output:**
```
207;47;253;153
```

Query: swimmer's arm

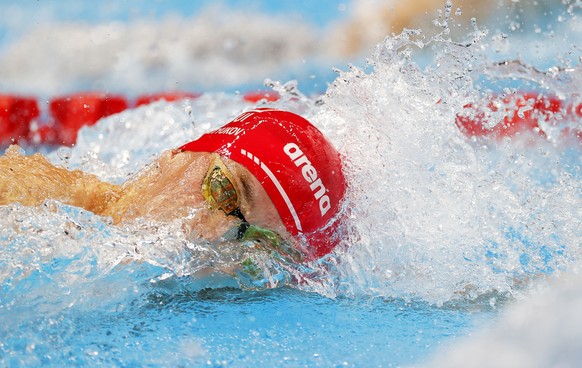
0;146;121;214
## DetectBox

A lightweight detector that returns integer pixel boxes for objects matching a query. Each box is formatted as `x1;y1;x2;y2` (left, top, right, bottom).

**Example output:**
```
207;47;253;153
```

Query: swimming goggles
201;154;303;262
202;154;250;239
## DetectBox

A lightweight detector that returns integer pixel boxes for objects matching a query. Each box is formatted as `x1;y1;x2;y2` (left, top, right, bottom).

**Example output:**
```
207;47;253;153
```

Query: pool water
0;274;496;366
0;197;496;367
1;1;581;367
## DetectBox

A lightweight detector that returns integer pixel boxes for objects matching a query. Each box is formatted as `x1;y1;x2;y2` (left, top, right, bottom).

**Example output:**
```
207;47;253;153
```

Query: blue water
1;1;581;367
1;271;495;366
0;197;497;367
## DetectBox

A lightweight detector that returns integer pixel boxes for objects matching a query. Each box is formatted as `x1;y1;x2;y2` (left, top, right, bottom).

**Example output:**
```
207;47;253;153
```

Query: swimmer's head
180;108;346;259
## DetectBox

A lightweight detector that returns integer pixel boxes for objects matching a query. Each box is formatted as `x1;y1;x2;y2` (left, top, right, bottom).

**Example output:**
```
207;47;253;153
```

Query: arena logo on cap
283;143;331;216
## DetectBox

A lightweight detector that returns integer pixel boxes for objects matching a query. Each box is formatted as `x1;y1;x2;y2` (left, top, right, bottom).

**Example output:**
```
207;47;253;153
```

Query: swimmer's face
109;149;288;242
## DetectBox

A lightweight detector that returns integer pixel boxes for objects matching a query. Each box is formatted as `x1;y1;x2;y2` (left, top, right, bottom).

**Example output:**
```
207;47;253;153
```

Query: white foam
312;28;581;304
426;271;582;368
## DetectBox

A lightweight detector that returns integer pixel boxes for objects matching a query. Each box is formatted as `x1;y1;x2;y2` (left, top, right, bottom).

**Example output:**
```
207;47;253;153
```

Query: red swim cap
180;108;346;259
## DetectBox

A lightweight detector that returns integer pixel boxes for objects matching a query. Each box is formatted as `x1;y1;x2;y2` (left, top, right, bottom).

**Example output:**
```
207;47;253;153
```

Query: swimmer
0;108;346;264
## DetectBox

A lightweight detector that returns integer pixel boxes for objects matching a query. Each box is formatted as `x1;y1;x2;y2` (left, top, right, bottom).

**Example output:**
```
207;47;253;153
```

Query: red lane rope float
242;90;280;103
0;90;277;147
49;92;129;146
456;92;581;142
0;95;39;147
6;90;577;148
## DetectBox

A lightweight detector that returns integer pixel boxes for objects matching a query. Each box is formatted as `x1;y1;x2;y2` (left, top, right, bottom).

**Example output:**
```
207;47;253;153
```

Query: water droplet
57;147;72;164
489;297;497;308
509;21;520;31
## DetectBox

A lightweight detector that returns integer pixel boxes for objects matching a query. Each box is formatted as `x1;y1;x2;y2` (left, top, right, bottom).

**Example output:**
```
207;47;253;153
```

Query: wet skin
0;145;289;243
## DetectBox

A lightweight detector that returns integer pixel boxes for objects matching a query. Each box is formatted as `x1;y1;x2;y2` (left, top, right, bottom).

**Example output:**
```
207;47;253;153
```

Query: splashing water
0;3;581;366
2;16;581;311
315;25;581;304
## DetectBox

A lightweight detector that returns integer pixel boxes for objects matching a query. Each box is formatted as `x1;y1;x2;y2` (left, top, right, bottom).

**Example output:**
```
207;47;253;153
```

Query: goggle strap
236;221;251;240
228;207;246;222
